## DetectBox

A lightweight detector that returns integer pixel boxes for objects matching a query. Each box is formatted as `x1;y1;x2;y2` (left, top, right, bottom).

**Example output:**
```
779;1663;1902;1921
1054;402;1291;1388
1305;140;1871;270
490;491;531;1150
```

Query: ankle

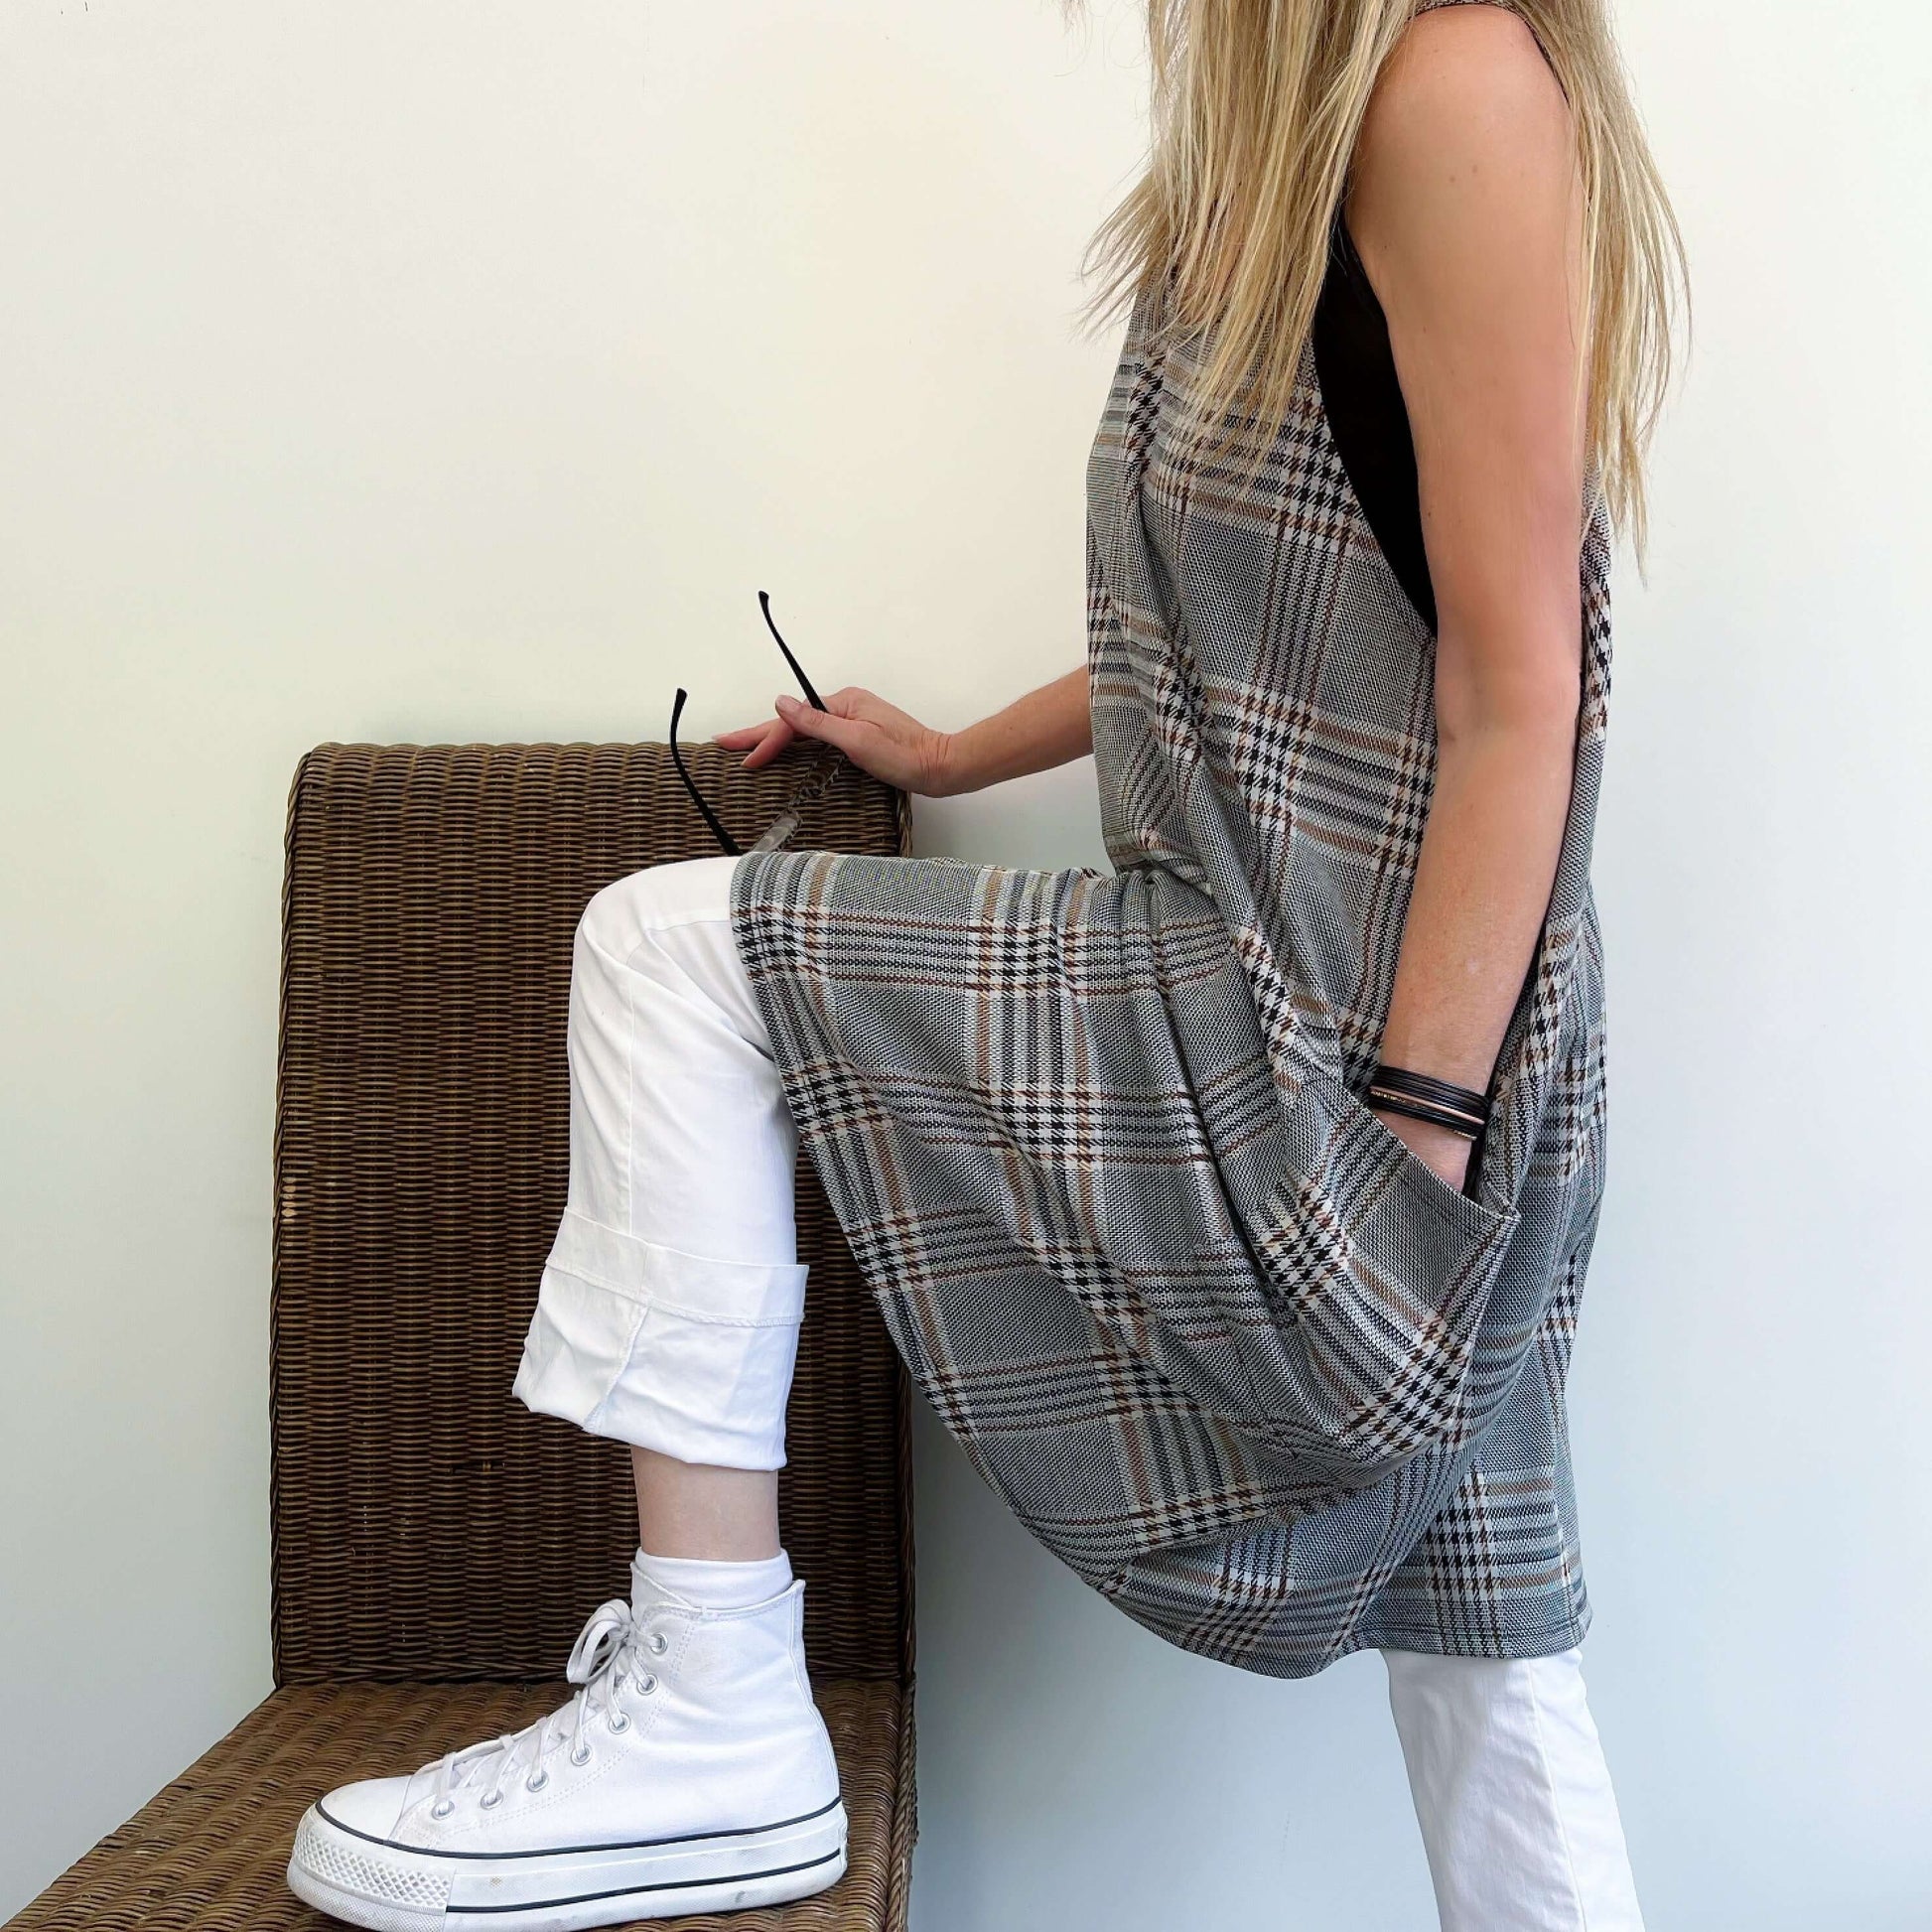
630;1449;782;1560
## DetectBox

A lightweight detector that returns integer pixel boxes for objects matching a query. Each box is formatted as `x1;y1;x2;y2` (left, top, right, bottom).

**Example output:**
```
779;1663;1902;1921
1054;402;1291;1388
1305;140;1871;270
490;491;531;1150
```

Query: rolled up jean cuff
512;1207;808;1470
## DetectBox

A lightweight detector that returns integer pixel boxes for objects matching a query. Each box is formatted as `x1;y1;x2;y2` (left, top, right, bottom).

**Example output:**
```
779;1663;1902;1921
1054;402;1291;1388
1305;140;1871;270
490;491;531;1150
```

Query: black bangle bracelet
1366;1090;1482;1142
1367;1063;1491;1134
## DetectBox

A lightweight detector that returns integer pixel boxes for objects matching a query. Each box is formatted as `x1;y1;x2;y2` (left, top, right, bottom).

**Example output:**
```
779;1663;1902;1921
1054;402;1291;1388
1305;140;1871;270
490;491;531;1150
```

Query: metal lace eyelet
525;1769;548;1793
647;1632;668;1655
570;1743;592;1766
431;1799;454;1820
609;1709;630;1732
635;1673;658;1697
480;1789;501;1810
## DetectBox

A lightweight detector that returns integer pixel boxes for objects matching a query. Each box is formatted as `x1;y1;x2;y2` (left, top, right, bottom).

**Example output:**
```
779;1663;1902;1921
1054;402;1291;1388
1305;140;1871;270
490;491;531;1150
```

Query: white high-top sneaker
287;1560;845;1931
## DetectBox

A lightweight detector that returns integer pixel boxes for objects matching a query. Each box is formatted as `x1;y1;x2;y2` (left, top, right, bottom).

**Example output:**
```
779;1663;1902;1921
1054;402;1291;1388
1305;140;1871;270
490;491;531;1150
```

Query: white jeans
513;857;1645;1932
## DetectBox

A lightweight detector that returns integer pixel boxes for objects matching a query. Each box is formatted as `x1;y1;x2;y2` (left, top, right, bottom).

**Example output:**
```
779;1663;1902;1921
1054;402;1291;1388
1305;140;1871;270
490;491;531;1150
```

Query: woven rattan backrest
272;743;912;1686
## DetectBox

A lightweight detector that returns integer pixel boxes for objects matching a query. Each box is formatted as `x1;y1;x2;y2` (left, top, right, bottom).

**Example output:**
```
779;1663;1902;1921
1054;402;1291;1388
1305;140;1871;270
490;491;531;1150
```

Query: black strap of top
1309;212;1437;635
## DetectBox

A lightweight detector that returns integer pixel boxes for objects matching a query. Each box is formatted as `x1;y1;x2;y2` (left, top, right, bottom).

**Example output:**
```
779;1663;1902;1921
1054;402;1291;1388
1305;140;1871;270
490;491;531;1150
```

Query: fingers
712;687;883;771
712;717;796;769
711;722;784;750
774;693;867;757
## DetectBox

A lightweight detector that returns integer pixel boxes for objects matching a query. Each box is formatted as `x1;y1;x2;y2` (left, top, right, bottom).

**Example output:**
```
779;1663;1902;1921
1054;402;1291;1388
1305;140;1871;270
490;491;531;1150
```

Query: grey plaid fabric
730;277;1610;1675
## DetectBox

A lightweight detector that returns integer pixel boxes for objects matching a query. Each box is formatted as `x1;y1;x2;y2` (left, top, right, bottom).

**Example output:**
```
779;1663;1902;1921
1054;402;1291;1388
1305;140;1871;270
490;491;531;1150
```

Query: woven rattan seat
17;743;916;1932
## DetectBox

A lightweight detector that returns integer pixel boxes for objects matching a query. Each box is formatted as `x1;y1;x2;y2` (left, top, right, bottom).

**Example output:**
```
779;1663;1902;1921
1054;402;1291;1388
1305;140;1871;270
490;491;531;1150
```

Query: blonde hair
1071;0;1687;552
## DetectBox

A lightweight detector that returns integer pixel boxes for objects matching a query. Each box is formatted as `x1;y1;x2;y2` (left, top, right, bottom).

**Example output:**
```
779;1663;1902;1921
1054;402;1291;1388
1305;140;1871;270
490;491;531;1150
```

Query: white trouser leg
1384;1646;1644;1931
512;854;806;1470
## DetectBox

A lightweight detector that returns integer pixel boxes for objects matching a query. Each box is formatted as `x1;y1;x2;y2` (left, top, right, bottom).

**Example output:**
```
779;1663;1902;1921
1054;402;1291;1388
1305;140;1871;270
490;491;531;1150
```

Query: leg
628;1449;779;1562
289;857;843;1930
514;853;806;1563
1385;1646;1644;1932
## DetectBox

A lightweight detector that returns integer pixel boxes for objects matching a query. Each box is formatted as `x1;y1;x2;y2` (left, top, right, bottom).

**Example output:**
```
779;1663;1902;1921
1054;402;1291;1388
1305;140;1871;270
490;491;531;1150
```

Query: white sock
634;1546;794;1610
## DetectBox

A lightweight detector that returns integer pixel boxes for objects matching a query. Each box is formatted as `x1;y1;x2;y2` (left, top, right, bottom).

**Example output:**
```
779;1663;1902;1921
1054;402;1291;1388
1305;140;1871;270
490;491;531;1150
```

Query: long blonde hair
1072;0;1687;551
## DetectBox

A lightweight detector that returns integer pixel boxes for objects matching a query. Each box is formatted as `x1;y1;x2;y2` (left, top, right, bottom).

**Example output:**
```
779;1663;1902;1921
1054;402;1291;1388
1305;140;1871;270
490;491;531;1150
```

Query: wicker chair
15;743;916;1932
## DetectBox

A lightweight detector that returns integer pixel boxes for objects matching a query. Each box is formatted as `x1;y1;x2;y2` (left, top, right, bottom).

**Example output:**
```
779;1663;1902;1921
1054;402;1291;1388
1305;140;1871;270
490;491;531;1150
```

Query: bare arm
1348;7;1590;1187
716;664;1091;798
925;666;1092;795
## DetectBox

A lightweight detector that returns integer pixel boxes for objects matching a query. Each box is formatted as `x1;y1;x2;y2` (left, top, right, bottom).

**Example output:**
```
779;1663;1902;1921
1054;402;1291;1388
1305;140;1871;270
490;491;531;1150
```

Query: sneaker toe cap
316;1772;417;1843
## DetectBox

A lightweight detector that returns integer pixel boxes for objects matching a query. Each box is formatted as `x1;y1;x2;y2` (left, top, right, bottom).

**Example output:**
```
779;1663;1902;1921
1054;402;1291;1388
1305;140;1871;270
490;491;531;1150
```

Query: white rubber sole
286;1794;848;1931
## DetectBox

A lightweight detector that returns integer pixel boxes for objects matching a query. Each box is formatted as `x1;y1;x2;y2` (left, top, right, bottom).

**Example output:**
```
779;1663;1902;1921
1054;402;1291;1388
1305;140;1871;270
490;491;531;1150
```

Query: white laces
423;1598;662;1818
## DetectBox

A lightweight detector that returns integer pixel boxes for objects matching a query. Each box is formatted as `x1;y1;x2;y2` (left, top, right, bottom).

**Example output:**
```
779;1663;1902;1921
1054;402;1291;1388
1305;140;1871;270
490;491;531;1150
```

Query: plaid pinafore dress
730;226;1611;1675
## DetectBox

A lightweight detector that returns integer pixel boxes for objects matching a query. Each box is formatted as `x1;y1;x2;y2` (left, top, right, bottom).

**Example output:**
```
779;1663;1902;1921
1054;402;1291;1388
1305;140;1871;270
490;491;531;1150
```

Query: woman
287;2;1683;1927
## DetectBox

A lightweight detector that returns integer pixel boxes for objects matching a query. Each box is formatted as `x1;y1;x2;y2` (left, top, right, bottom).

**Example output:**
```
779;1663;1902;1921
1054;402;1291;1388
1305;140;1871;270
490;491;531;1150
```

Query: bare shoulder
1355;4;1575;243
1347;4;1590;643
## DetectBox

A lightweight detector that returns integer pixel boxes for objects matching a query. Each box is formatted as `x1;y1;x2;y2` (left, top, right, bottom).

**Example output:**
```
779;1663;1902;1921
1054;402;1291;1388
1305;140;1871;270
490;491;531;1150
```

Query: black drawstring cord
666;593;828;857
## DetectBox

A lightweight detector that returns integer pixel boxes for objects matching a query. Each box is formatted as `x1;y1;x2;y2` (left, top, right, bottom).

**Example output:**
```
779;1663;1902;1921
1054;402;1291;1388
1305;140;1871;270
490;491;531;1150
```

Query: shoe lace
425;1598;654;1816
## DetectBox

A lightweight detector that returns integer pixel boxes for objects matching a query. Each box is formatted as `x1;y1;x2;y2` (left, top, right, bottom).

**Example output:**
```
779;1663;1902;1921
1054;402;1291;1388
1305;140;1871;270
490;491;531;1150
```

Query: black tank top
1310;211;1437;633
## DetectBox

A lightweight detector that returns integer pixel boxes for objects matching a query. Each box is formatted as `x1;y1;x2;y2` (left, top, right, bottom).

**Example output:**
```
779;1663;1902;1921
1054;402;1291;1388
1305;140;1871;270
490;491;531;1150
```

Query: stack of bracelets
1365;1063;1492;1143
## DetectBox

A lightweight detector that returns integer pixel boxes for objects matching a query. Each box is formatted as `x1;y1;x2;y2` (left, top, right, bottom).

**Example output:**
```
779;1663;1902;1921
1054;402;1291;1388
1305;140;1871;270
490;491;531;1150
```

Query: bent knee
577;854;743;962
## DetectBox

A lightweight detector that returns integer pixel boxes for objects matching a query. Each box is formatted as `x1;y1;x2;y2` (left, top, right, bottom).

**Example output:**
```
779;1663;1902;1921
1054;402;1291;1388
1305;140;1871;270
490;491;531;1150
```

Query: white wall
3;3;1928;1925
